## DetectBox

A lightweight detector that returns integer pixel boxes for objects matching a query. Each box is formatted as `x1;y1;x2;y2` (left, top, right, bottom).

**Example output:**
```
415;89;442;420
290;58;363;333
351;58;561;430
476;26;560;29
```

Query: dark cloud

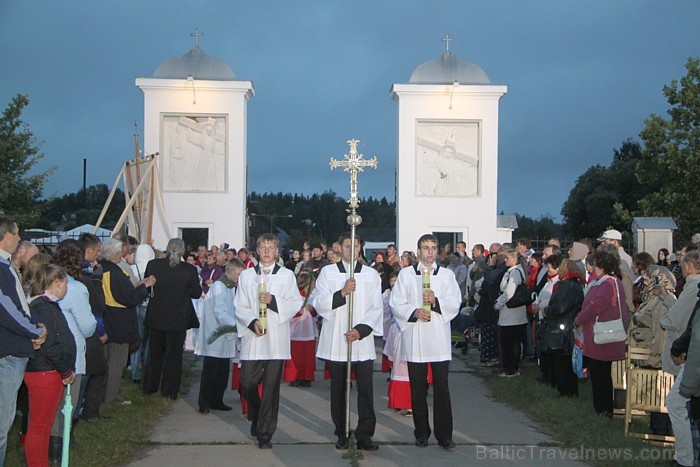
1;1;698;221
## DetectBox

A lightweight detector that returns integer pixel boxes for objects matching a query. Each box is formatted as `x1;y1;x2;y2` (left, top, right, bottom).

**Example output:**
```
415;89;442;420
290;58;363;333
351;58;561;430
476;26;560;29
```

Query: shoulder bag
506;268;535;309
593;277;626;344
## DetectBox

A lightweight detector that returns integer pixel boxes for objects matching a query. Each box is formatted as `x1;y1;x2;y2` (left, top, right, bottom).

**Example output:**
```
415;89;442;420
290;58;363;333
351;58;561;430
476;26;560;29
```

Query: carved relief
161;115;227;192
415;121;479;197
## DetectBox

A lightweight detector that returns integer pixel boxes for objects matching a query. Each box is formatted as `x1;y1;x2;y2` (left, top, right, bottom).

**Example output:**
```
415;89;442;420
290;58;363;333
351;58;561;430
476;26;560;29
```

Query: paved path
128;341;585;466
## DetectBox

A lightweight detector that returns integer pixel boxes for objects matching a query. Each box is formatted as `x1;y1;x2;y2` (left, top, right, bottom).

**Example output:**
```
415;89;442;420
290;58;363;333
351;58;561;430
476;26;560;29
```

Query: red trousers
24;371;63;467
284;340;316;382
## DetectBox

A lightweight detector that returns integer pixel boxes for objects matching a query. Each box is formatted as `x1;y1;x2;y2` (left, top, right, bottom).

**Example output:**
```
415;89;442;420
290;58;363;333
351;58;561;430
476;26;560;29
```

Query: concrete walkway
127;341;585;466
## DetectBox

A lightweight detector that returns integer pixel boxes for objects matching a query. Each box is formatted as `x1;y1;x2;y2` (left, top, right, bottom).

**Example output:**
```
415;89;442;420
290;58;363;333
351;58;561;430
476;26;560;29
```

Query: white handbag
593;277;626;344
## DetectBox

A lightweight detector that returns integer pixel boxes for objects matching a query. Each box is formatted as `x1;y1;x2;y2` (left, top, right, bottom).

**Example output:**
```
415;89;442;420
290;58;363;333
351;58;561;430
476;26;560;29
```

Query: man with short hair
0;216;46;463
11;240;38;274
309;246;328;276
390;234;461;449
235;234;302;449
313;232;384;451
597;229;633;270
386;244;399;270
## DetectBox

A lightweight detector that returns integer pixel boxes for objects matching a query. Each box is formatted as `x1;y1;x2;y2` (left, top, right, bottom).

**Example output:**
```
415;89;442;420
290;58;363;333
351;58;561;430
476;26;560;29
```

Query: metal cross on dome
190;27;204;48
442;33;453;52
329;139;378;210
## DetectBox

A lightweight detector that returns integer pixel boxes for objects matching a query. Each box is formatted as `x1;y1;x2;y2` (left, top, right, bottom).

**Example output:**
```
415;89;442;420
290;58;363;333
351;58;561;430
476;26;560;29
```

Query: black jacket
100;259;149;344
26;297;77;378
144;258;202;332
542;277;584;354
475;263;507;324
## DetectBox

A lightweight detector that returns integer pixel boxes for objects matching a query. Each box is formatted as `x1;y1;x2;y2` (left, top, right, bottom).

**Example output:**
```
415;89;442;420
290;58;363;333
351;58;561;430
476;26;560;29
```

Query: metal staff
329;139;378;440
61;383;73;467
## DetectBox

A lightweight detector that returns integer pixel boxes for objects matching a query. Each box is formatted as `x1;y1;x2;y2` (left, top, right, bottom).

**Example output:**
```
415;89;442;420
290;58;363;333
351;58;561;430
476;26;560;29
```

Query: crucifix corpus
329;139;378;441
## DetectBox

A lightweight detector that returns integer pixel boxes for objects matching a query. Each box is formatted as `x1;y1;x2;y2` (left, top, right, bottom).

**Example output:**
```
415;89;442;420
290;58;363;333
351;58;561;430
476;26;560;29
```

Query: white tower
135;30;254;250
390;37;507;252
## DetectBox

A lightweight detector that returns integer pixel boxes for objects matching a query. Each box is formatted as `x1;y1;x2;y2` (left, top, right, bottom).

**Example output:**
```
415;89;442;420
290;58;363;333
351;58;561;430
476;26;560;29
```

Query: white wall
391;84;507;253
135;78;254;250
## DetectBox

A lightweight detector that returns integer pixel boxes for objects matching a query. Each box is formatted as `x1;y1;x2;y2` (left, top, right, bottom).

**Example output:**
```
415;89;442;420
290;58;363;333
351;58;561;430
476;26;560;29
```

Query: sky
1;1;699;222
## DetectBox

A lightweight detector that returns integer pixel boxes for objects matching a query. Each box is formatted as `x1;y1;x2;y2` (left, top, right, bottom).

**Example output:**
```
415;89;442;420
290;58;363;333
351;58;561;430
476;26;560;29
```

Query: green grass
472;359;676;466
5;355;193;466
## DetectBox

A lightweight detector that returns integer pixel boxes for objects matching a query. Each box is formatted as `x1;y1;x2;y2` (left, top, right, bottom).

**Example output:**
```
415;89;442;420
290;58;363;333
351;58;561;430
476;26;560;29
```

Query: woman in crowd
476;252;506;367
542;259;584;397
629;252;676;367
199;251;223;295
400;251;416;269
100;237;154;404
143;238;202;400
532;253;562;385
24;264;76;467
657;248;670;268
494;246;528;377
49;241;96;460
574;249;628;416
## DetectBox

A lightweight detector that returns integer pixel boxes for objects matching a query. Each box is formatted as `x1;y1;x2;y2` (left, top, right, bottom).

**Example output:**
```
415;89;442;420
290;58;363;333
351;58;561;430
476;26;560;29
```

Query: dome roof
153;47;236;80
409;51;490;85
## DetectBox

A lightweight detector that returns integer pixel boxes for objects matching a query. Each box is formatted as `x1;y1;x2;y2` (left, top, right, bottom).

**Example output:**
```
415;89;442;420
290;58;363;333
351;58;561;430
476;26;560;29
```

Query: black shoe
198;407;210;414
356;438;379;451
80;414;111;422
289;380;299;387
258;440;272;449
414;438;428;447
132;379;141;384
335;436;348;450
250;423;258;437
299;380;311;387
211;404;233;411
439;439;456;449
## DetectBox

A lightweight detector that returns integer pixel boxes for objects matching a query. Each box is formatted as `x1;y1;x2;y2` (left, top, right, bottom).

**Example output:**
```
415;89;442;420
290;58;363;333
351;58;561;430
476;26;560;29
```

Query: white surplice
234;265;302;360
313;261;383;362
390;263;461;363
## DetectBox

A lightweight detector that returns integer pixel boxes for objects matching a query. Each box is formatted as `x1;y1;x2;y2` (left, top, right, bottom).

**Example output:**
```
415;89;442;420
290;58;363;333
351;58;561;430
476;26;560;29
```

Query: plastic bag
572;329;587;378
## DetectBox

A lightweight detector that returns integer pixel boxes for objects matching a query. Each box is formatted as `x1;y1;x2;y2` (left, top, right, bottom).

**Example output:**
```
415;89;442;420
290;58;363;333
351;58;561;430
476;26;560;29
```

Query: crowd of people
3;211;700;464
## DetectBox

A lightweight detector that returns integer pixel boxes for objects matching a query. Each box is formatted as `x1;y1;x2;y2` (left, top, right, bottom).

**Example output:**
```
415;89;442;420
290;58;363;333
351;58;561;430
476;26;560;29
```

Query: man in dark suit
142;238;202;399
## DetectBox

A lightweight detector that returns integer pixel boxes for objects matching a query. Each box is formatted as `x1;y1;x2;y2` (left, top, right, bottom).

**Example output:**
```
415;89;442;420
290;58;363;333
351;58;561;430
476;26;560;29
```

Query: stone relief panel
161;115;227;192
415;121;479;197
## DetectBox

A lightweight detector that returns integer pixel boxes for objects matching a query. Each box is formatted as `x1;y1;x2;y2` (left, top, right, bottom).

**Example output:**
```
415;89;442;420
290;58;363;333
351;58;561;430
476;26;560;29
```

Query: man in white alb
313;233;383;451
390;234;461;449
235;233;302;449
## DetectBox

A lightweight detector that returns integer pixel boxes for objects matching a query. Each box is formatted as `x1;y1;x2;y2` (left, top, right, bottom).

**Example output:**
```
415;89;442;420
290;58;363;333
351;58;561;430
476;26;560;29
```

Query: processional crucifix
329;139;378;441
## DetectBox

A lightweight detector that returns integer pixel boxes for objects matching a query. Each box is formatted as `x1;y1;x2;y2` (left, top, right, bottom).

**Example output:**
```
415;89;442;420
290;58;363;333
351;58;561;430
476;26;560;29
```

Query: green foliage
40;184;125;229
638;57;700;240
513;213;564;240
0;94;53;227
249;191;395;249
561;139;651;239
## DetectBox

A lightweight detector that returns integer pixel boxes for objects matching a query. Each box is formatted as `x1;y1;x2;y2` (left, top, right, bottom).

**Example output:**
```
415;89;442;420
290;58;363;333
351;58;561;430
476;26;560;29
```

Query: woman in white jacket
494;246;528;377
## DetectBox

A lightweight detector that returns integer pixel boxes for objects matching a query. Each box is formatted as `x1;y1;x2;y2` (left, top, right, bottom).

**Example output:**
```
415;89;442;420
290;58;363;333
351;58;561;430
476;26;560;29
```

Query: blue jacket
0;254;42;358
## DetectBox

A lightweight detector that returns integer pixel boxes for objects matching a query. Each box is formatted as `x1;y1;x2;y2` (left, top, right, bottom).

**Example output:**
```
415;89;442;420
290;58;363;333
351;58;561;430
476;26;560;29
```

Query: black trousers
143;329;186;398
585;357;613;417
328;360;376;441
198;356;230;410
407;361;452;443
499;324;526;374
82;373;107;418
240;359;284;443
549;352;578;397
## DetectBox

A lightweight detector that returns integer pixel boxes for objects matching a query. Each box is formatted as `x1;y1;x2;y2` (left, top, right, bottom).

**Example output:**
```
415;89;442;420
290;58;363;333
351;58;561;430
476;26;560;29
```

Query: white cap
597;229;622;241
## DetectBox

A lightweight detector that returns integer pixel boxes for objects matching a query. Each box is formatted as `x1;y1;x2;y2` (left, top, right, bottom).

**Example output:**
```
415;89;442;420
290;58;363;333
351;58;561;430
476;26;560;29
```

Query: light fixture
187;74;196;105
449;80;459;110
